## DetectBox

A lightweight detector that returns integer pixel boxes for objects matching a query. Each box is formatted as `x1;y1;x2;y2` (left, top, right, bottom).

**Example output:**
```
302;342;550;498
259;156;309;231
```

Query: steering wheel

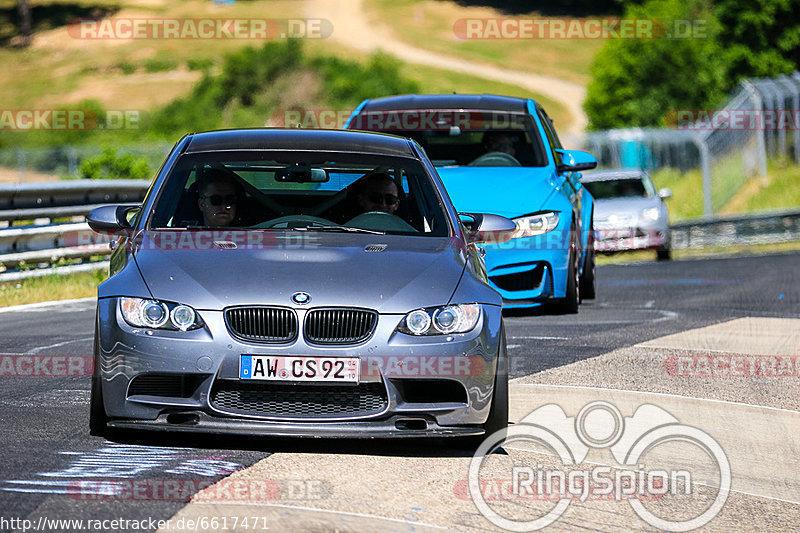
254;215;337;229
346;211;418;232
468;151;522;167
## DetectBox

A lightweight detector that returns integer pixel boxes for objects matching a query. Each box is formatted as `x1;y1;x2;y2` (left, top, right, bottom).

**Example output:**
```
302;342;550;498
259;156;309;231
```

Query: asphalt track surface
0;251;798;532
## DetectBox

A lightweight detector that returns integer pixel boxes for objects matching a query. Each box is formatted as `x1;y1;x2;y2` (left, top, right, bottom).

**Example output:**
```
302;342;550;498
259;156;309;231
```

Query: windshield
583;177;651;199
148;152;451;237
350;111;548;167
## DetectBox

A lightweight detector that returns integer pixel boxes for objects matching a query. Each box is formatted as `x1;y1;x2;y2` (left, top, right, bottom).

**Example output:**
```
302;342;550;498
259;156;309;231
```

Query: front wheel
89;323;108;437
553;237;580;314
457;326;508;449
580;222;596;300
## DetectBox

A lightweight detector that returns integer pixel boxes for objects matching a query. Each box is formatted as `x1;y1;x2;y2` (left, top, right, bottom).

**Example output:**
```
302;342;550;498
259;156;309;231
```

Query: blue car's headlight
119;297;203;331
512;211;560;238
398;304;481;335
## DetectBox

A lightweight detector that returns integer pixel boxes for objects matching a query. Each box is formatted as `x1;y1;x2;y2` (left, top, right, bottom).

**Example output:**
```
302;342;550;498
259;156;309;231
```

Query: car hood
594;197;661;220
436;167;557;217
132;231;467;313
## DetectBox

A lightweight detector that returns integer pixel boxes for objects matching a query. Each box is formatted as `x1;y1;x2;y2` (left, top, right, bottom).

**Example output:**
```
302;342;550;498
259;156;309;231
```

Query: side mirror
86;204;140;234
658;187;673;199
459;213;517;244
555;149;597;173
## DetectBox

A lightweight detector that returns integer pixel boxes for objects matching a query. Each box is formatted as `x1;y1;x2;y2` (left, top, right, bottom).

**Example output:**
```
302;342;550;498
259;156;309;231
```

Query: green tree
715;0;800;83
584;0;727;129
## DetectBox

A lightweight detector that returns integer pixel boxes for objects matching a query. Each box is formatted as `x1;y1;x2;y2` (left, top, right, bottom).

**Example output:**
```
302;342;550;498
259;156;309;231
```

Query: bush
310;51;419;108
78;147;151;180
186;57;214;72
144;56;178;73
145;40;418;138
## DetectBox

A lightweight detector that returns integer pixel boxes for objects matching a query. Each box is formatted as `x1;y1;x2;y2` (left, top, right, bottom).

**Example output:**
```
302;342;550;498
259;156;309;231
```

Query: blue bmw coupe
345;94;597;312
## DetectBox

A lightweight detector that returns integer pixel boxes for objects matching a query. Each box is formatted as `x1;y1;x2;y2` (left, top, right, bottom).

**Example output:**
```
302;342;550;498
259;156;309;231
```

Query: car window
536;106;563;166
583;178;649;199
350;111;548;167
147;152;451;237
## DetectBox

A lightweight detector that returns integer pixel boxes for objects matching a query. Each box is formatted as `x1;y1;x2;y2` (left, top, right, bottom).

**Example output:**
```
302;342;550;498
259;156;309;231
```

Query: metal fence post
742;80;768;177
692;135;713;218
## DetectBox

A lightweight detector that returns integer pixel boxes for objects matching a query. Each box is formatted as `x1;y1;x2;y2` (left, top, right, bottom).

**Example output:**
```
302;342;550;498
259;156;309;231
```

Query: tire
89;323;108;437
580;222;596;300
457;326;508;449
553;232;580;314
657;248;671;261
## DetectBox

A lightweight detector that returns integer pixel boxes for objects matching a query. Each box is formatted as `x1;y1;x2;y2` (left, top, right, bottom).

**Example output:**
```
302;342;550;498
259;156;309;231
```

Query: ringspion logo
469;401;730;531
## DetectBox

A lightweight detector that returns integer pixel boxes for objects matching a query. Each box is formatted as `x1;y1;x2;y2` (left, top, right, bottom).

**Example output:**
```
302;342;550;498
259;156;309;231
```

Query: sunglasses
201;194;237;206
366;192;399;205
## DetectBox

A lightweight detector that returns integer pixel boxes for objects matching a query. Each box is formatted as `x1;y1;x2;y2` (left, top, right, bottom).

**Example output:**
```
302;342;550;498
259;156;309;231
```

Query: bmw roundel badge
292;292;311;305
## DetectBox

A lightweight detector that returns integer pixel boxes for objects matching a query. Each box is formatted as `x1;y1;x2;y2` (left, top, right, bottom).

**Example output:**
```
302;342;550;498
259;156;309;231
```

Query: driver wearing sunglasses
197;170;240;227
356;173;400;215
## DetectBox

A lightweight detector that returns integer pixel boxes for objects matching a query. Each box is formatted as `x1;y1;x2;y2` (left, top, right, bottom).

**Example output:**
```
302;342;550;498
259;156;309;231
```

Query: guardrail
0;180;149;281
671;208;800;250
0;179;798;281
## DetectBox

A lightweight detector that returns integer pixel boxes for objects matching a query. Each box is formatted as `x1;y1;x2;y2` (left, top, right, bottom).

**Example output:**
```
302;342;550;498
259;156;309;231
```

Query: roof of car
359;94;530;113
184;128;417;157
580;169;648;182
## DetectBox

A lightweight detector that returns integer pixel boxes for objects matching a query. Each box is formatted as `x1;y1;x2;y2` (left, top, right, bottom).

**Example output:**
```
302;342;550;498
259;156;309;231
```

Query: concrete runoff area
160;318;800;532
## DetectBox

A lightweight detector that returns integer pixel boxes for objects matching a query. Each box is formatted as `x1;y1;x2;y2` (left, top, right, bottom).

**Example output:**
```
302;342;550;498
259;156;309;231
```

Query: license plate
239;355;360;383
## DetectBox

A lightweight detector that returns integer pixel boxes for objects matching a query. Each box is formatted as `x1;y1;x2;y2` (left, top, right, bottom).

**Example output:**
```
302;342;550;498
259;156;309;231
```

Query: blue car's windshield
350;111;547;167
148;152;451;236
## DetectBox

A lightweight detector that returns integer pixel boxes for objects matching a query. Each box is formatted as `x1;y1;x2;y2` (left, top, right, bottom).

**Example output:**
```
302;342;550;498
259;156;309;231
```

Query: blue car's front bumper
481;231;571;308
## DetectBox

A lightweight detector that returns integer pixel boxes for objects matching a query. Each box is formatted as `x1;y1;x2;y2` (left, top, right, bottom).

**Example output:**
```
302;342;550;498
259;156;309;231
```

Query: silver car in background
87;128;515;444
580;169;672;260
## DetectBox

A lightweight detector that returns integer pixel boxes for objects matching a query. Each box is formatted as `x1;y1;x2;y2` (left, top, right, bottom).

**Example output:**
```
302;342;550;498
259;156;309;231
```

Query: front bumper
481;232;572;306
95;298;503;437
594;226;668;252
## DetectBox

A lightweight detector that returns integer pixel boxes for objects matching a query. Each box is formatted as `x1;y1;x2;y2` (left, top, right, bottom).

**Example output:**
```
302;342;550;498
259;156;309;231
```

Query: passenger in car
483;132;517;156
196;170;243;227
355;172;401;215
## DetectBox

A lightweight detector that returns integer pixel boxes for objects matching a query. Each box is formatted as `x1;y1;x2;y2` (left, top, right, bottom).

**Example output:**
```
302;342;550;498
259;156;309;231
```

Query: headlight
512;211;559;238
398;304;481;335
641;207;661;222
119;298;203;331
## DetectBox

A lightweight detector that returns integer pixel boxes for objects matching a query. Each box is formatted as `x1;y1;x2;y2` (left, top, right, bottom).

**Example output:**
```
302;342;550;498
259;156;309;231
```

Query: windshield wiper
297;225;386;235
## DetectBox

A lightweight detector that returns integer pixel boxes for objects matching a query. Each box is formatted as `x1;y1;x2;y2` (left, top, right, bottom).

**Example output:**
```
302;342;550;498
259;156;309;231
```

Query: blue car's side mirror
555;149;597;173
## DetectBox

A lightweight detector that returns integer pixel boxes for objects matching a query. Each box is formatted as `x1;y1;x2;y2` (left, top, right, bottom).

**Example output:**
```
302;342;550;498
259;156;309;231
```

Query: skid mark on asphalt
1;443;243;497
25;336;94;354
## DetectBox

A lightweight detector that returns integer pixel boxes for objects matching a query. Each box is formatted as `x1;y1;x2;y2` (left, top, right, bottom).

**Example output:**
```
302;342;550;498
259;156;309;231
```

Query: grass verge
0;268;105;307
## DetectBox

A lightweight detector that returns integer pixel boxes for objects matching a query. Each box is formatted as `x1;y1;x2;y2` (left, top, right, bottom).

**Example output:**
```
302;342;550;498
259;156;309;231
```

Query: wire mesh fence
582;72;800;218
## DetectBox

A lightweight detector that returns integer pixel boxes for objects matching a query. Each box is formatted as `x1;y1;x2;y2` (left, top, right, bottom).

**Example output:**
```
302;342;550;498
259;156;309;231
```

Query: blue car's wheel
580;221;596;300
553;228;580;314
